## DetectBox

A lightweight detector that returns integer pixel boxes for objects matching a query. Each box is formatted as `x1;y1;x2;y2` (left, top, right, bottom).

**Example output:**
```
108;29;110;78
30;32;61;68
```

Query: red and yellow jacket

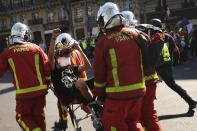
94;26;146;100
144;69;159;86
144;33;163;86
70;49;87;80
0;43;51;100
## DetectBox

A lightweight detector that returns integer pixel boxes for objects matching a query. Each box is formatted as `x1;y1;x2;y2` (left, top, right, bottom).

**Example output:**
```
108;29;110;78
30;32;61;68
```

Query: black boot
52;121;67;131
188;100;197;112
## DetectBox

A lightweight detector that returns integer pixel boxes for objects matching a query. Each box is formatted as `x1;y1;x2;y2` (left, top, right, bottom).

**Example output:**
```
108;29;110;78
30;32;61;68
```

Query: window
159;0;166;8
32;13;39;20
75;8;83;19
23;0;32;7
47;11;54;23
124;0;132;10
87;6;96;21
88;7;93;17
58;8;65;21
74;8;83;22
14;0;22;4
13;0;22;8
156;0;166;11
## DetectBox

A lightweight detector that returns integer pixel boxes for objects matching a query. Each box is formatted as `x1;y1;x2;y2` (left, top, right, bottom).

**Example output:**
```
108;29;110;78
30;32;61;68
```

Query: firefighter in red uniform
122;12;163;131
0;22;51;131
94;2;147;131
52;33;88;130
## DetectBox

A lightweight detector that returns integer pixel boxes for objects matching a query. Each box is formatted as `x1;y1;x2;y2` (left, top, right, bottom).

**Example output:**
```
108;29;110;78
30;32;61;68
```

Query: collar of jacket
105;25;124;33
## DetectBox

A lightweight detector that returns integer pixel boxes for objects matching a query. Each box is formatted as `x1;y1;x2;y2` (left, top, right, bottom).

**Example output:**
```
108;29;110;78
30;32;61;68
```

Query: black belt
106;93;145;101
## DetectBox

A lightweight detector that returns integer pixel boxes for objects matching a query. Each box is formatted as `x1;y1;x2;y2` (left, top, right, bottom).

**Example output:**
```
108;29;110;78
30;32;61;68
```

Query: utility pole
84;0;89;39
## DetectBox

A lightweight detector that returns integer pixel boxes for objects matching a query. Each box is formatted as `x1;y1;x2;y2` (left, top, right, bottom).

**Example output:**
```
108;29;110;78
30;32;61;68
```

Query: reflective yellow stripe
181;36;185;41
16;85;47;94
79;77;88;80
45;76;51;80
189;37;192;44
73;55;77;65
106;50;145;93
94;82;106;87
106;82;145;93
111;126;116;131
35;54;43;85
17;114;30;131
145;73;158;80
60;104;68;121
72;53;87;80
8;58;20;90
109;48;119;87
32;128;42;131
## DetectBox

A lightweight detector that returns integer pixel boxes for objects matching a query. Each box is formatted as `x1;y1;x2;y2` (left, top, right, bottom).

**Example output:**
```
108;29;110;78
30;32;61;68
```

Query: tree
60;0;74;37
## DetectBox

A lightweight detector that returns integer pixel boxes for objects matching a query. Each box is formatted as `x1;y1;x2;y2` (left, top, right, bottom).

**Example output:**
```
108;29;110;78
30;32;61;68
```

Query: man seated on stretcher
48;28;94;106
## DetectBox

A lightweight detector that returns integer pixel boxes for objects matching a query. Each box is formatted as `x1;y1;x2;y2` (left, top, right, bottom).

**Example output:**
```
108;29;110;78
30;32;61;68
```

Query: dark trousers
156;63;194;105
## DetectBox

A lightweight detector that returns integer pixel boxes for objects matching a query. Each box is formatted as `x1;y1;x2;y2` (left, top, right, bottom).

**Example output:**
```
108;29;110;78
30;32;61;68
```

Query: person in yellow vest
179;26;189;63
0;22;51;131
89;38;96;59
151;22;197;113
79;39;87;54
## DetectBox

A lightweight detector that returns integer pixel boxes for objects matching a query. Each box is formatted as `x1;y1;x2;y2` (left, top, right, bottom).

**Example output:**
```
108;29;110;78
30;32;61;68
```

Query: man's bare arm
48;28;61;71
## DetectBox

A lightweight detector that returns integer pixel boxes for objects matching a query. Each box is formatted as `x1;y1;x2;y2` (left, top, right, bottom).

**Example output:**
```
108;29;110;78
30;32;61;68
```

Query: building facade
0;0;139;53
142;0;197;29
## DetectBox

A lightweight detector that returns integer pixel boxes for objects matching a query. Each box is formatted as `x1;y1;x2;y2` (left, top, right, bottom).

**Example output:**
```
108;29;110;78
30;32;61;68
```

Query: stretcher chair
49;78;104;131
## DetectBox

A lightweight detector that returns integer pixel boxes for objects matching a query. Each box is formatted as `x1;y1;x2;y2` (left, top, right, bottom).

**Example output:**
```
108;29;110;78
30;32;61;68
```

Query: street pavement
0;58;197;131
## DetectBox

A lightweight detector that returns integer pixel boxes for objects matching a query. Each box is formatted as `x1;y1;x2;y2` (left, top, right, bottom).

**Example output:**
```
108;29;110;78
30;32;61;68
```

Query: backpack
121;26;164;72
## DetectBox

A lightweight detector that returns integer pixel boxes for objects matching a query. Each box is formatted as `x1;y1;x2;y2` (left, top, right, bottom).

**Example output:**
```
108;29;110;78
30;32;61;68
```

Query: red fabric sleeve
39;47;51;84
151;33;163;43
0;50;9;78
93;39;107;97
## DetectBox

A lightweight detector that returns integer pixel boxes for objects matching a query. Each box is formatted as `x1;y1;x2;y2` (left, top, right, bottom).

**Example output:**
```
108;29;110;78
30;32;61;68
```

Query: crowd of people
1;1;197;131
165;23;197;66
78;38;96;59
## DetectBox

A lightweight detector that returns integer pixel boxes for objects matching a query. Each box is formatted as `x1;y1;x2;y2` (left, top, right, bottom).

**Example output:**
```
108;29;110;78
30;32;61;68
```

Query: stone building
142;0;197;29
0;0;139;53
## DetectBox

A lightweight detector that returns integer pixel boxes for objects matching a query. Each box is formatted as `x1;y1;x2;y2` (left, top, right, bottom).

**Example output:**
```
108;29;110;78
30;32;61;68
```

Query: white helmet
97;2;125;29
121;11;137;26
55;33;78;49
9;22;31;44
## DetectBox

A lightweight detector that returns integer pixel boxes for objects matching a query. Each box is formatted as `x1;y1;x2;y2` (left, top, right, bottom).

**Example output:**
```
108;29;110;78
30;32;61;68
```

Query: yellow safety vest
162;43;171;62
81;42;87;50
90;39;96;47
